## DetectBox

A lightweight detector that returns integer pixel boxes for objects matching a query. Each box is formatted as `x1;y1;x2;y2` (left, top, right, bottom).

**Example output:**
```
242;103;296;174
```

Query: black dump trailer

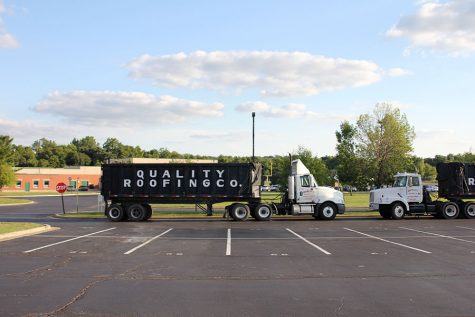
437;162;475;199
101;162;263;221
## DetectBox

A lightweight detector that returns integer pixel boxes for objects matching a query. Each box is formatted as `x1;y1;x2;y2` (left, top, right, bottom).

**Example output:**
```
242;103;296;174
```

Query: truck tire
318;202;337;220
390;202;405;220
463;202;475;219
127;203;147;222
440;202;459;219
143;204;153;221
230;203;249;221
254;204;272;221
106;204;126;222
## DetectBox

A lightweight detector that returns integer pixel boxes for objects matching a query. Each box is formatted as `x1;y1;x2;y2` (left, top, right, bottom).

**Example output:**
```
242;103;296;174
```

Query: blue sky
1;0;474;157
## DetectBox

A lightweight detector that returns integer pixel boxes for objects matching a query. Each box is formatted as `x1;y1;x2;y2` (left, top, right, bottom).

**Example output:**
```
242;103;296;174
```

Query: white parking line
457;226;475;231
24;227;117;253
344;228;431;254
226;229;231;256
401;227;475;244
124;228;173;255
286;228;331;255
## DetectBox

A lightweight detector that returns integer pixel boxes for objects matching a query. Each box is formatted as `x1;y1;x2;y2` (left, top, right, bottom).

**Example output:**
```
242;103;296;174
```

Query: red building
4;166;101;192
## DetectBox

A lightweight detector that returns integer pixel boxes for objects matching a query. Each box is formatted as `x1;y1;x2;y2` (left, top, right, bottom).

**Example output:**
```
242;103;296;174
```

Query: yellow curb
0;225;59;242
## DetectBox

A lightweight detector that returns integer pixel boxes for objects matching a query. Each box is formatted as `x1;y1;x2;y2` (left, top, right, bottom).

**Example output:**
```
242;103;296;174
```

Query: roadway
1;196;475;316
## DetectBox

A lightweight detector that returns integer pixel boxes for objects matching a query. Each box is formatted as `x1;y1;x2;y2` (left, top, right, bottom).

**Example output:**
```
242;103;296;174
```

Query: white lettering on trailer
137;170;144;179
469;178;475;186
163;170;170;178
150;170;157;177
150;179;157;187
176;170;183;178
191;170;195;178
230;180;238;187
137;179;144;187
217;179;224;187
189;179;197;187
124;179;131;187
177;179;181;188
163;179;170;187
203;170;210;178
217;170;224;178
203;179;210;187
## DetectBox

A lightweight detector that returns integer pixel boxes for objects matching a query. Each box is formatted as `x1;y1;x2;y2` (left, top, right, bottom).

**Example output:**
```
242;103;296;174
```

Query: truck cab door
407;176;423;203
297;175;315;203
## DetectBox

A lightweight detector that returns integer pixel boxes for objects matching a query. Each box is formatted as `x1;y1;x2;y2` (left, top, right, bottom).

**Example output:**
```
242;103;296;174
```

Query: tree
0;164;15;189
356;103;415;187
72;136;105;165
0;135;16;190
12;145;38;167
335;121;368;191
0;135;14;164
272;147;331;187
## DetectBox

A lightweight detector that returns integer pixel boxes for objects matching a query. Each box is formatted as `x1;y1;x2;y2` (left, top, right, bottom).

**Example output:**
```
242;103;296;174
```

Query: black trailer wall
101;163;262;201
437;162;475;198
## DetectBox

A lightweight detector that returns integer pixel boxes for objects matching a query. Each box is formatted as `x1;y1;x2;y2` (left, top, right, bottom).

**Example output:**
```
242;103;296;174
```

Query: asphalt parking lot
1;214;475;317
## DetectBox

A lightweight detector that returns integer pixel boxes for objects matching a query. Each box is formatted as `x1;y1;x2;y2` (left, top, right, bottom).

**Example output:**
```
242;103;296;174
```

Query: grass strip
0;197;32;205
0;222;44;234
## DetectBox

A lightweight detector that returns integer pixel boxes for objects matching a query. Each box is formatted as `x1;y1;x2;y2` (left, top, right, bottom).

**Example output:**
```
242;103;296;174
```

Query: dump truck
101;159;345;222
369;162;475;219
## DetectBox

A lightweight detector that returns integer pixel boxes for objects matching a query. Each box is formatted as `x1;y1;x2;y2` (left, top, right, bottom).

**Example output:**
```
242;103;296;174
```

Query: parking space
2;219;475;316
6;220;475;260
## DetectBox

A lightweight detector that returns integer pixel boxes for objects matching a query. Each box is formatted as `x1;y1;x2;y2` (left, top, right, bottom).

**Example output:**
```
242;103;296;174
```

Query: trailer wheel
254;204;272;221
463;202;475;219
390;203;405;220
127;203;147;222
143;204;153;221
318;202;337;220
106;204;126;222
439;202;459;219
230;203;249;221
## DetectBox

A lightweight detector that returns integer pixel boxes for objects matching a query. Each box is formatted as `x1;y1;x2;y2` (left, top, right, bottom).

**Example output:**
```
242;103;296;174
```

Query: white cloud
387;67;412;77
0;117;70;143
387;0;475;56
190;131;247;141
0;1;19;48
34;91;224;126
127;51;386;97
236;101;348;120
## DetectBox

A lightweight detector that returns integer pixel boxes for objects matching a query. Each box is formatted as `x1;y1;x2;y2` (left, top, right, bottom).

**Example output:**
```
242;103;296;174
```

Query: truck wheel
230;203;249;221
127;203;147;222
390;203;405;220
463;202;475;219
254;204;272;221
106;204;126;222
143;204;153;221
318;202;337;220
440;202;459;219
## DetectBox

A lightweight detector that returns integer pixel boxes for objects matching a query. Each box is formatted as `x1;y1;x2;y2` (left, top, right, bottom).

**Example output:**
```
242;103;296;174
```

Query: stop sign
56;182;67;193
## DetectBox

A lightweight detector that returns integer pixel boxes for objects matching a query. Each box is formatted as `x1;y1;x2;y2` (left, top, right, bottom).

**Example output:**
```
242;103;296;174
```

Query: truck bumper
369;203;379;211
337;203;345;214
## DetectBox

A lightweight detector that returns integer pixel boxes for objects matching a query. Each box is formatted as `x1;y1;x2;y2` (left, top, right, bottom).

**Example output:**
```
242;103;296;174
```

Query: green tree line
1;103;475;189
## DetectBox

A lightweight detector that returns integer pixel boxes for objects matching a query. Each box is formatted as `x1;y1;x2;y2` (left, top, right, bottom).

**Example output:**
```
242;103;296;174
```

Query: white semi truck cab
369;163;475;220
280;159;345;219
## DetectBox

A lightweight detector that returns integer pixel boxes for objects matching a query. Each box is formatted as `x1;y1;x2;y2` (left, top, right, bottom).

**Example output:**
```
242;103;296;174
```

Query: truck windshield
393;176;407;187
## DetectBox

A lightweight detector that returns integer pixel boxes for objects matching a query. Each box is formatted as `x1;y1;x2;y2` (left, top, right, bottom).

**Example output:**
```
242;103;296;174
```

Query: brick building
5;166;101;192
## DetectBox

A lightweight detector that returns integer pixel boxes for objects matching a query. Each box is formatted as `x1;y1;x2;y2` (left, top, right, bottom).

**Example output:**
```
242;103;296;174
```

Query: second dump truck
101;159;345;222
370;162;475;219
